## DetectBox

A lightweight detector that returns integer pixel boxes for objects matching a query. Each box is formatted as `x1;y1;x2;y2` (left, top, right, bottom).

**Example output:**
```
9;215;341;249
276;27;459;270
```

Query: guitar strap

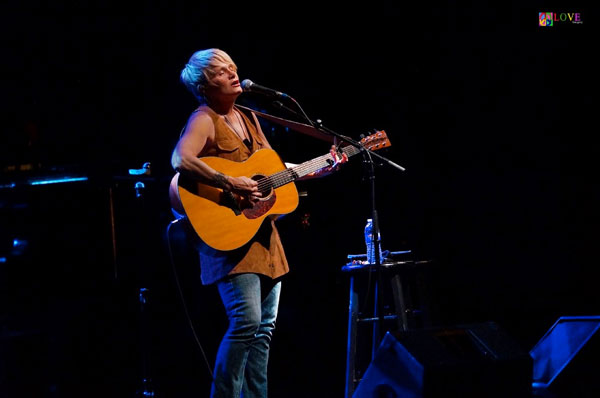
235;105;258;129
178;106;266;140
177;105;334;143
235;105;334;144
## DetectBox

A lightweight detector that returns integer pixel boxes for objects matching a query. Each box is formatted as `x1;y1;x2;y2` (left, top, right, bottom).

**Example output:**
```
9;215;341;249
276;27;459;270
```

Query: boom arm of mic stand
320;123;406;172
272;101;406;172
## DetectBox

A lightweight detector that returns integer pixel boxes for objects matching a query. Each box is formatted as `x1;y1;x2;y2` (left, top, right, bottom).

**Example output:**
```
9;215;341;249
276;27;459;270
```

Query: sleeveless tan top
191;105;289;285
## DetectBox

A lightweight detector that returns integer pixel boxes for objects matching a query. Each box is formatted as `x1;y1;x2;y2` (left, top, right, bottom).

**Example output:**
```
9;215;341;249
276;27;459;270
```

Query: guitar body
170;148;299;251
169;130;391;251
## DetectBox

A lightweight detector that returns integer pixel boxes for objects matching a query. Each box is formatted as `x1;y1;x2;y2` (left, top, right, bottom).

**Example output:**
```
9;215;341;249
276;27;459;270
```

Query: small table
341;259;432;398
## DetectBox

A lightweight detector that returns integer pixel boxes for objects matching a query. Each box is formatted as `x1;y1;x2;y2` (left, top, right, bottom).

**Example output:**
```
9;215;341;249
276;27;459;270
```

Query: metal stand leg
345;275;359;398
136;288;155;397
390;274;409;331
371;281;381;360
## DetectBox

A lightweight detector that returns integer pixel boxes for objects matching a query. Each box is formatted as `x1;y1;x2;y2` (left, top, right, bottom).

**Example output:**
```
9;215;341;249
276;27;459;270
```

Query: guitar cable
165;218;215;380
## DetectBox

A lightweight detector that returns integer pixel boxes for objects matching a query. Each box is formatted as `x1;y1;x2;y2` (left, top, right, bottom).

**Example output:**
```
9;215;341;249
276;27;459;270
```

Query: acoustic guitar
170;131;391;251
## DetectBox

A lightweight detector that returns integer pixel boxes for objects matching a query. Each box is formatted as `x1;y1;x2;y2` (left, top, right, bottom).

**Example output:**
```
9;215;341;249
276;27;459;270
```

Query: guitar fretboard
256;145;361;192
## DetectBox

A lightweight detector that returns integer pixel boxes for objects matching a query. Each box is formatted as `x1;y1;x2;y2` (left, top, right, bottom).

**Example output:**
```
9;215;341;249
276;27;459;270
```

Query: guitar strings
255;145;361;192
255;153;332;191
237;135;386;194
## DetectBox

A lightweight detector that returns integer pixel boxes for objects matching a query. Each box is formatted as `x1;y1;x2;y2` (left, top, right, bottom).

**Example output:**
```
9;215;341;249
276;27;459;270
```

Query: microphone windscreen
241;79;253;91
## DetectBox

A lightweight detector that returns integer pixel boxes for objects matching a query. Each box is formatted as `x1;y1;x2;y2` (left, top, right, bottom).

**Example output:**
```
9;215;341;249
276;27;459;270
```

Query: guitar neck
263;145;361;190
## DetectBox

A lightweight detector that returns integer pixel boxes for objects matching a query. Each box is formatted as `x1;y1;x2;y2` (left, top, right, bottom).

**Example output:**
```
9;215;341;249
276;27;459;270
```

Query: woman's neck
206;97;236;116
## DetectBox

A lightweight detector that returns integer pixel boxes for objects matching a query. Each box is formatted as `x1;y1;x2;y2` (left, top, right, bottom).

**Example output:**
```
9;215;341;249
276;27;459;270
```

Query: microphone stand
126;163;156;398
272;100;405;352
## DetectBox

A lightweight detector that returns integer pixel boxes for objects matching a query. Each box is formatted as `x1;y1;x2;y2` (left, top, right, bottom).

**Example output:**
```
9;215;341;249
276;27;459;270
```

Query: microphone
241;79;290;99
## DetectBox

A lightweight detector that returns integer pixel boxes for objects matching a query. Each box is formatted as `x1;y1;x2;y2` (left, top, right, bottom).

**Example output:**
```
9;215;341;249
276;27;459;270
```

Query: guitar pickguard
242;192;276;219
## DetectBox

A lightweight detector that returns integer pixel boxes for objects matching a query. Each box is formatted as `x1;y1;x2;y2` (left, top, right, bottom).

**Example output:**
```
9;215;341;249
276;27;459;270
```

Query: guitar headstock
360;130;391;151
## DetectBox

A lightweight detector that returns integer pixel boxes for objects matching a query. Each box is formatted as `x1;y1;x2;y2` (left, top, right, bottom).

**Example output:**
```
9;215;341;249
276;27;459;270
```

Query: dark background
1;1;596;397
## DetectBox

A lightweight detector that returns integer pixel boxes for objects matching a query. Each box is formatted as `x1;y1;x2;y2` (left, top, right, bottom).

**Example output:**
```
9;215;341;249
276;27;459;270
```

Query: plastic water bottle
364;219;383;264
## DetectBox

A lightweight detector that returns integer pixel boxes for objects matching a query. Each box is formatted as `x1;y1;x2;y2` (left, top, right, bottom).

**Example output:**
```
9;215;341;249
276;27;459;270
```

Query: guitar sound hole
244;174;276;220
252;174;273;199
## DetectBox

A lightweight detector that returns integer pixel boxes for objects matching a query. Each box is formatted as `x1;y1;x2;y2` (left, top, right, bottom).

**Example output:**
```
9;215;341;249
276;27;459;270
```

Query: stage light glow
28;176;88;185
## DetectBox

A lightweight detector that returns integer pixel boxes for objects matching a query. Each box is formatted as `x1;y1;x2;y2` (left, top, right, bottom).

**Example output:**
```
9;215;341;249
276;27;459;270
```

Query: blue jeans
211;273;282;398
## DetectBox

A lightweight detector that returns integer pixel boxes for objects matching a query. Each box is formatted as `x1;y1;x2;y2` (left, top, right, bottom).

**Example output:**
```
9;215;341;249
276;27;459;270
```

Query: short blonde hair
180;48;237;103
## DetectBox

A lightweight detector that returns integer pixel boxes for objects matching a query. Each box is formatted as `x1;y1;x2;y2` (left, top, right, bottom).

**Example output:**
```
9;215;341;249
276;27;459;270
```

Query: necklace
224;110;248;141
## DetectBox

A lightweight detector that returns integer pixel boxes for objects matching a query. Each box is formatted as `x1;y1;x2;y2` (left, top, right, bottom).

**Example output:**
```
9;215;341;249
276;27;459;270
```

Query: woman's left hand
308;144;348;178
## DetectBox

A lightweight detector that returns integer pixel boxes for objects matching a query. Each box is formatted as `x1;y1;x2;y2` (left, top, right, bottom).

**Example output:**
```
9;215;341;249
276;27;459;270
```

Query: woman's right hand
228;176;262;203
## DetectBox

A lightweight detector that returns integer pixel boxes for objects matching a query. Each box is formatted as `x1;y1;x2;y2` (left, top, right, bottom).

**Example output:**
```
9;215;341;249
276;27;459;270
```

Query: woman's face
204;60;242;101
